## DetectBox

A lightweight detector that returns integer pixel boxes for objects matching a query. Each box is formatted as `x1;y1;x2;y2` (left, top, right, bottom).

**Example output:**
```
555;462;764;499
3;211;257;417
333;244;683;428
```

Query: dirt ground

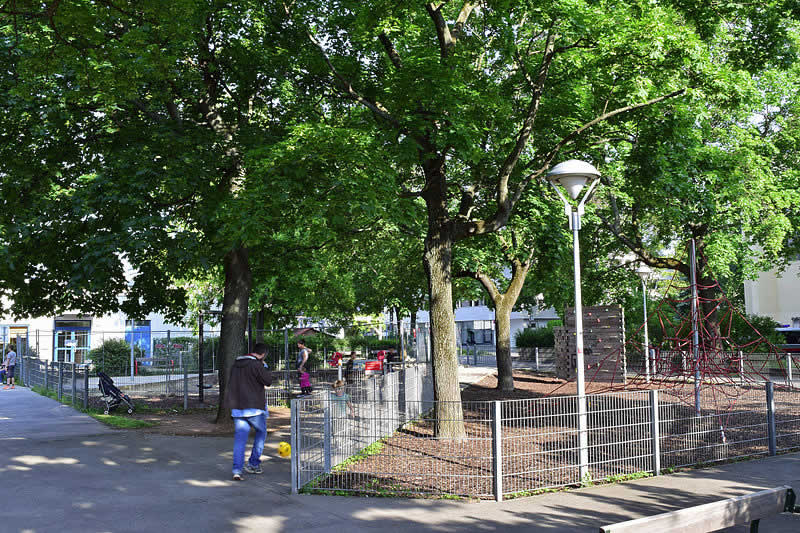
95;393;291;437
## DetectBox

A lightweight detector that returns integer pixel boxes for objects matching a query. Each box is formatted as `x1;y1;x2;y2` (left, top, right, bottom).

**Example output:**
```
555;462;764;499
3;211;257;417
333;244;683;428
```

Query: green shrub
88;339;144;376
515;326;555;348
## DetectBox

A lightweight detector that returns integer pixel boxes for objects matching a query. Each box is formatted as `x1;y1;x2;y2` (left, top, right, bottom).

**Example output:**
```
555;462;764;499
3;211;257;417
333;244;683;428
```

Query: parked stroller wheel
127;408;133;414
104;409;109;415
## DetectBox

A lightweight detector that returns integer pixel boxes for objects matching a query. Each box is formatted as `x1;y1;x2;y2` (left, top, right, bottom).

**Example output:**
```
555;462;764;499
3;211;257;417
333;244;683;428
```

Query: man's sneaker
2;386;9;390
244;464;263;475
232;473;243;481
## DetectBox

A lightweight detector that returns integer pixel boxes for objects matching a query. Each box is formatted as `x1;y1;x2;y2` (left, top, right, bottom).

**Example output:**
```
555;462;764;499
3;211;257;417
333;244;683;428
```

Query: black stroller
97;372;135;415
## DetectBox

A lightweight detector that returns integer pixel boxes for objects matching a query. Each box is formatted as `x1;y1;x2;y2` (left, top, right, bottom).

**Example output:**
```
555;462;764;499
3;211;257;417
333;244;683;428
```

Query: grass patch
87;412;156;429
30;385;157;429
331;439;386;472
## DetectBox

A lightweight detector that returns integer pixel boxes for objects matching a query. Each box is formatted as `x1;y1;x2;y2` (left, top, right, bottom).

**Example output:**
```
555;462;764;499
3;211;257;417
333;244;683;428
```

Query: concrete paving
1;384;799;532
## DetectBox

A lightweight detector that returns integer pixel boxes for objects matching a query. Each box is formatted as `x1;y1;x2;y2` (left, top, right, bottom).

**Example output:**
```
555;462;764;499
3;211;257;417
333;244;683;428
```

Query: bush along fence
292;380;800;500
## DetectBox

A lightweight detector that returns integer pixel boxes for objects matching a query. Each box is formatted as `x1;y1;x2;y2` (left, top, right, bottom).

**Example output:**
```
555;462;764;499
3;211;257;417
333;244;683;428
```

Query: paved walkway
1;384;799;532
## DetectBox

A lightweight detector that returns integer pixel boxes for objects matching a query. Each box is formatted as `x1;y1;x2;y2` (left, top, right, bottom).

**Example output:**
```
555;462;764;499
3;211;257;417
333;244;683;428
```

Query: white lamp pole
636;264;653;382
548;159;600;481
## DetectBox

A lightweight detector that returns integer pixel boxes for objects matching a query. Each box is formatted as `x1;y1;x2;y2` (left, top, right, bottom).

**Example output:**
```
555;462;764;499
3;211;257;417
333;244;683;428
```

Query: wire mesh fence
18;357;91;409
456;347;556;371
17;324;433;405
293;378;800;500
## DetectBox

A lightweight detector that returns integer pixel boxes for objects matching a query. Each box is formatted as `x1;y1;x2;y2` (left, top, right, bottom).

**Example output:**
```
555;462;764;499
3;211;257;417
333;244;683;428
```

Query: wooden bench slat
600;485;792;533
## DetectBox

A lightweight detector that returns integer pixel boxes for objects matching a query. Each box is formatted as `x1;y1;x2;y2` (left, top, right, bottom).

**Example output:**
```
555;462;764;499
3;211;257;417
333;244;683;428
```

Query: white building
743;261;800;326
0;306;192;364
413;300;558;350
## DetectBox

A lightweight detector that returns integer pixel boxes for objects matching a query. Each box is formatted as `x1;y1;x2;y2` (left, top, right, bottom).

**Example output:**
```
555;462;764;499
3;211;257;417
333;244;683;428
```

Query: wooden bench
600;486;798;533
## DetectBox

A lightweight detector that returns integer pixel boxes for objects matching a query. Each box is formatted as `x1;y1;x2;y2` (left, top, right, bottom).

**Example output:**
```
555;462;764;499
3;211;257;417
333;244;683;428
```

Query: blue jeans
232;413;267;475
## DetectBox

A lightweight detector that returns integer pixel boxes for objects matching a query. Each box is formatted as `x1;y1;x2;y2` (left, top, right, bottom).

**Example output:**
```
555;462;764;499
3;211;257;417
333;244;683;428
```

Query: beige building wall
744;261;800;326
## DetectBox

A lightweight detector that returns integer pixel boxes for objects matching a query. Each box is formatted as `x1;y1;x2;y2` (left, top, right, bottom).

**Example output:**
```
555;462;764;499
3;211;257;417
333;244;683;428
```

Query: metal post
323;404;332;474
130;331;135;380
787;352;793;389
290;399;299;494
83;370;89;409
71;363;77;405
766;381;777;456
44;360;49;390
284;328;290;392
198;311;204;403
571;209;589;479
492;401;503;502
535;347;540;371
689;238;701;416
166;329;172;395
57;362;63;401
399;322;406;371
641;278;650;383
649;390;661;475
739;350;745;384
183;355;189;411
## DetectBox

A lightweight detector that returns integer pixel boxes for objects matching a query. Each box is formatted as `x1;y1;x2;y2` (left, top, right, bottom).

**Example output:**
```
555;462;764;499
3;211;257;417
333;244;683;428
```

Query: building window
54;317;91;363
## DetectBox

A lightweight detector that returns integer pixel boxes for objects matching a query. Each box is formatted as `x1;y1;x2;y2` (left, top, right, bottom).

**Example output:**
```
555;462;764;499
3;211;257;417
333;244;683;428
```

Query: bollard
535;347;540;371
787;352;794;389
44;360;49;390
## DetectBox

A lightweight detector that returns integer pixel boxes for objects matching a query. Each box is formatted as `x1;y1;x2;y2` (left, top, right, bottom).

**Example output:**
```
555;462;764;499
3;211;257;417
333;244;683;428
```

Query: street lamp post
547;159;600;481
636;264;653;382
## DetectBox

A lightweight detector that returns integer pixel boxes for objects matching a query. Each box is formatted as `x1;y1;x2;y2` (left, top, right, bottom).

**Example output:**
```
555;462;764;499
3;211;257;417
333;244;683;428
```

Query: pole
642;278;650;382
649;390;661;475
786;351;793;389
571;209;589;480
284;328;290;392
130;326;135;380
689;238;701;416
198;311;204;403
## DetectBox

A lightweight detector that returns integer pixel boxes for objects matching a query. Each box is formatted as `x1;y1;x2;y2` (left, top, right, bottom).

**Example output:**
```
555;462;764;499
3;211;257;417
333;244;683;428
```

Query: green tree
596;60;800;346
284;0;773;437
454;182;565;391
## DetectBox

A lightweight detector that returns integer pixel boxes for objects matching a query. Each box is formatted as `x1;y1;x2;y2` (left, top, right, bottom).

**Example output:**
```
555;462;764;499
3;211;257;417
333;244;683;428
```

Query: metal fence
18;355;198;410
627;351;798;385
456;346;557;372
19;357;91;409
291;364;434;493
293;381;800;500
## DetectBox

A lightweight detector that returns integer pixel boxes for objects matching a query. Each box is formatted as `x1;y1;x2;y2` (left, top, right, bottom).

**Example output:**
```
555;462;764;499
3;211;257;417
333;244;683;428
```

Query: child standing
329;379;355;417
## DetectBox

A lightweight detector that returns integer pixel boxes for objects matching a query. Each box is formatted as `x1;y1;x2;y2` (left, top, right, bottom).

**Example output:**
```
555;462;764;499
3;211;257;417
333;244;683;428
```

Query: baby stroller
97;371;135;415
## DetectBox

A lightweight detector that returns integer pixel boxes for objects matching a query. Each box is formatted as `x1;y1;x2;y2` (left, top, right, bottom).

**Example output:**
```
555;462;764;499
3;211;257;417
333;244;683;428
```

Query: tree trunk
495;298;515;392
699;277;721;351
215;246;252;424
424;228;466;439
256;308;265;344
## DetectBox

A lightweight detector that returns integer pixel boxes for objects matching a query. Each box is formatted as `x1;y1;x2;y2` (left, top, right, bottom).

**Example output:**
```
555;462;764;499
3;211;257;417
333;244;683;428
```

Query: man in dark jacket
228;342;272;481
